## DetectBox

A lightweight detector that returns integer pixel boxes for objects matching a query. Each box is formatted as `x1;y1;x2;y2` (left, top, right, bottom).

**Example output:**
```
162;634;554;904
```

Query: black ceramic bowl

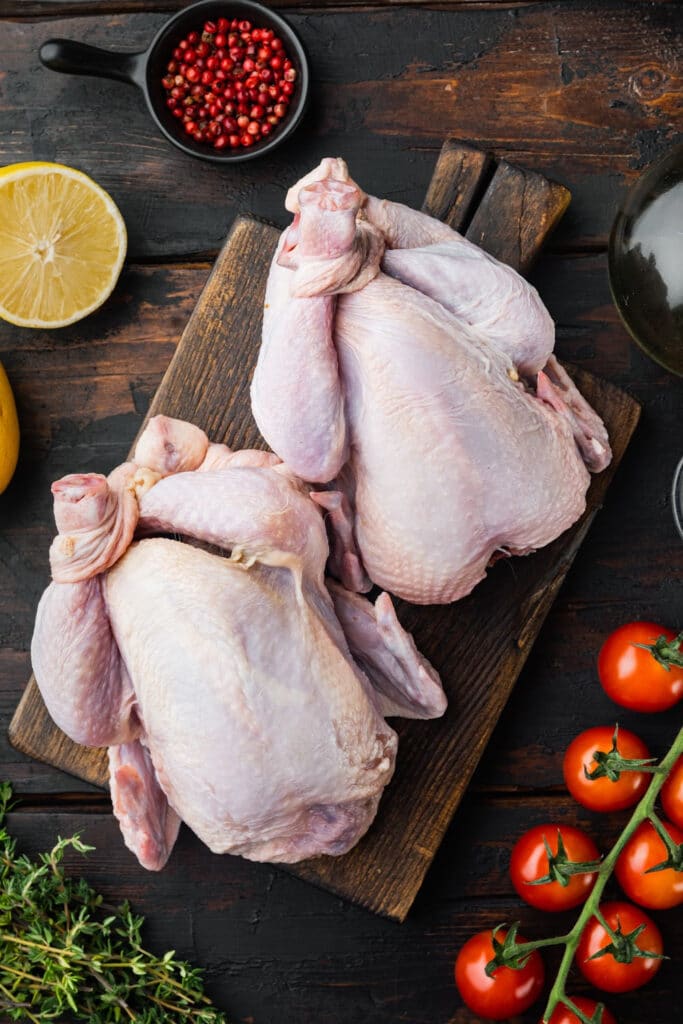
39;0;309;163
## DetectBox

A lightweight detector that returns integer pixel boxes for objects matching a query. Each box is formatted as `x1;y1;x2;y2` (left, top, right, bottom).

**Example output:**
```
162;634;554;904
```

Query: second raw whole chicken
251;159;612;605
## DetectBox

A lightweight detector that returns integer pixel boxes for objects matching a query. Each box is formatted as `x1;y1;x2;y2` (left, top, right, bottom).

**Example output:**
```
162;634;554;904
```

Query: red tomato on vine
615;818;683;909
454;928;544;1020
598;622;683;712
542;995;617;1024
576;901;663;993
510;824;600;911
661;755;683;829
563;726;654;811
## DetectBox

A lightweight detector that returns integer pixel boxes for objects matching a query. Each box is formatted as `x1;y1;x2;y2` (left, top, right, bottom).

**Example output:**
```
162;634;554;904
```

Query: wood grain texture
5;798;682;1024
9;141;640;919
1;5;680;258
0;1;575;14
421;138;492;229
422;141;572;267
466;160;570;273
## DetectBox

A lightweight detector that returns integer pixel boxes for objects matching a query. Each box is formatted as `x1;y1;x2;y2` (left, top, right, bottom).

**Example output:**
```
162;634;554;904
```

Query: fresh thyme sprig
0;783;227;1023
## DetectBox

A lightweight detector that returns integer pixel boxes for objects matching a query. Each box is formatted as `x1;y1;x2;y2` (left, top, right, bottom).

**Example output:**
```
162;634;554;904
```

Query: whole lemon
0;361;19;493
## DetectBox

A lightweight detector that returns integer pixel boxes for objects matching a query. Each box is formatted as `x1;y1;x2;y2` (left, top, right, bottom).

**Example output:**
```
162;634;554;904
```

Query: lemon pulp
0;162;127;329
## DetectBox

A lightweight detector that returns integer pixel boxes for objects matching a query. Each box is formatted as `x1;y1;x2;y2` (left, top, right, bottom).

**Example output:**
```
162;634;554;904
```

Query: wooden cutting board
9;140;640;921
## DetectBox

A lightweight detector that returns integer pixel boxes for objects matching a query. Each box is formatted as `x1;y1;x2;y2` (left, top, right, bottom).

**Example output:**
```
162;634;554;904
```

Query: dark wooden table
1;2;682;1022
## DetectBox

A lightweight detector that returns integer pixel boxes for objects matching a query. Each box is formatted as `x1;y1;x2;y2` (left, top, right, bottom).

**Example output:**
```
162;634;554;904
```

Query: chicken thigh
251;159;612;605
31;417;445;870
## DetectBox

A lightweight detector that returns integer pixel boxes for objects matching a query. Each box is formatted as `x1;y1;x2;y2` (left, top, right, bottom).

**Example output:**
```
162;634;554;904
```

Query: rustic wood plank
1;6;680;257
421;138;492;230
9;141;641;920
10;682;109;786
5;801;681;1024
466;160;570;272
142;221;273;451
0;1;569;14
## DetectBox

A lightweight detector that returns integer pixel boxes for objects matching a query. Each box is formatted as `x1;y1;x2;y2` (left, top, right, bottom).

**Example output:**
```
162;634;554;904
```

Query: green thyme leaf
0;784;227;1022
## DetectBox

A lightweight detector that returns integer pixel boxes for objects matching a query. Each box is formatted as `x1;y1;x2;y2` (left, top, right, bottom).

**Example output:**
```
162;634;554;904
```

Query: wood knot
630;65;667;99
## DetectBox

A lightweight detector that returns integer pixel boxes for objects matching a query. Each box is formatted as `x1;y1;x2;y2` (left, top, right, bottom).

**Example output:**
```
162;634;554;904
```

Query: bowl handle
39;39;146;87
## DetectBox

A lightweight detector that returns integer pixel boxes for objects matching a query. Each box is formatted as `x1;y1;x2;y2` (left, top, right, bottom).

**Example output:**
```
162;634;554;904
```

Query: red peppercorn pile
161;16;298;151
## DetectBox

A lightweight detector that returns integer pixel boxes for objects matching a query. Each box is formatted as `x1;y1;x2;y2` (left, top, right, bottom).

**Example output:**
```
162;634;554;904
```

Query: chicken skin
31;416;445;870
251;159;611;604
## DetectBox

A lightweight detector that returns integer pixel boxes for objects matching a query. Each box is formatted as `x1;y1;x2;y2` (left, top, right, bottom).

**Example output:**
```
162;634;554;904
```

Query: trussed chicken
31;416;445;870
251;159;612;605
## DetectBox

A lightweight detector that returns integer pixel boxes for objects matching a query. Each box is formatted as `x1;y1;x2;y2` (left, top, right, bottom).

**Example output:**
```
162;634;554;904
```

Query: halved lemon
0;162;127;329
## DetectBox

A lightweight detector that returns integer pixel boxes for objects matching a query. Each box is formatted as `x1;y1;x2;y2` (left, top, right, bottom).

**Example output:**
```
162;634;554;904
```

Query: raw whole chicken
251;159;612;605
31;415;445;871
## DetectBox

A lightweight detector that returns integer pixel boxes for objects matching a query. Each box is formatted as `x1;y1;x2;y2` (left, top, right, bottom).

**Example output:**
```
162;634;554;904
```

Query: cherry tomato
542;995;617;1024
454;929;544;1020
510;824;600;911
563;726;652;812
661;755;683;829
576;901;663;992
615;818;683;909
598;622;683;712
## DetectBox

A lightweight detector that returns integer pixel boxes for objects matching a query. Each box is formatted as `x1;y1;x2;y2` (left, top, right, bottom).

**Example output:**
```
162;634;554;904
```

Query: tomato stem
496;931;571;962
632;629;683;670
561;995;607;1024
584;725;660;782
526;831;602;889
591;904;611;934
645;811;683;872
585;913;664;965
531;723;683;1023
